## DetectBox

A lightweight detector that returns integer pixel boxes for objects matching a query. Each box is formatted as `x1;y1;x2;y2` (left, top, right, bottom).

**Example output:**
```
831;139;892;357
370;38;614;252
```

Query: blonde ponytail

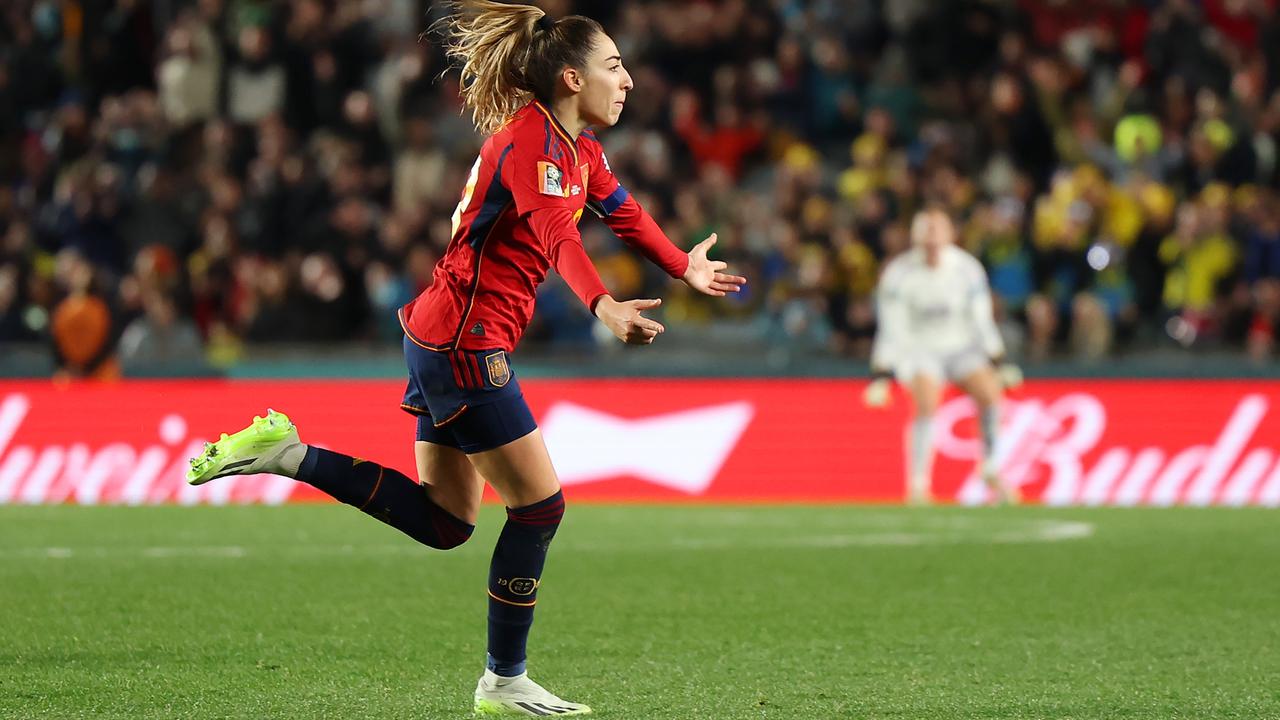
438;1;603;135
439;1;542;135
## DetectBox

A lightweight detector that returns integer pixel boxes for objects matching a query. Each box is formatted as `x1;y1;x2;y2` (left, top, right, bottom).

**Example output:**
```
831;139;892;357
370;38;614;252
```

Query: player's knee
508;500;564;527
424;495;476;550
506;490;565;534
433;520;474;550
971;380;1001;409
910;384;941;416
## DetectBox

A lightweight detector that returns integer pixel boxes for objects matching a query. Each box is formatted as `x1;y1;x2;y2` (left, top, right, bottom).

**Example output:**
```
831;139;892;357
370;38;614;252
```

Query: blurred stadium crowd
3;0;1280;377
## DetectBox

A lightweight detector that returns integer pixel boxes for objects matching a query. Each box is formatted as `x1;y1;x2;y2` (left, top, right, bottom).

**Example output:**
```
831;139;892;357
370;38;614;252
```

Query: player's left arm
584;142;745;297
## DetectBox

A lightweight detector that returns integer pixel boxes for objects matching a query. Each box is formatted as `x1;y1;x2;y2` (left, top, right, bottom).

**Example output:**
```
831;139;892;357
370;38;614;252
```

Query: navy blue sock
297;447;474;550
486;490;565;677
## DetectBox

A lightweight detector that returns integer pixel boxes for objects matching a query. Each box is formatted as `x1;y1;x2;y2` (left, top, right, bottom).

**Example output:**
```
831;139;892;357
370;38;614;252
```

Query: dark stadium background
4;0;1280;378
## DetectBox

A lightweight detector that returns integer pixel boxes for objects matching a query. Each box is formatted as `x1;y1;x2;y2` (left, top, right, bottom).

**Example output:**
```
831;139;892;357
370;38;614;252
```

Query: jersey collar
532;100;579;165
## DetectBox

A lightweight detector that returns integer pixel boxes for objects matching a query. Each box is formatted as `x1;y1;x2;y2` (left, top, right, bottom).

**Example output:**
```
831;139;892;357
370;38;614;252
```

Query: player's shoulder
881;249;921;280
946;245;987;277
496;103;553;150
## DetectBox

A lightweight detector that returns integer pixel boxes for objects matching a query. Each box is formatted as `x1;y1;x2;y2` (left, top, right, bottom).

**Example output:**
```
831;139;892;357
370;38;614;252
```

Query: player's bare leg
906;374;943;505
957;367;1019;504
466;429;590;716
416;441;485;525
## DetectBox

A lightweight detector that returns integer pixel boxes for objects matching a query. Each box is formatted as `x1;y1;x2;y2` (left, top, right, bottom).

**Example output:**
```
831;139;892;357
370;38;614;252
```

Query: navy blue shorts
400;335;537;454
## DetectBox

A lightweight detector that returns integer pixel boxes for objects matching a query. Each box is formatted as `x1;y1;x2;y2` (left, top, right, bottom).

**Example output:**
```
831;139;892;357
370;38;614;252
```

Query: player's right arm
504;140;664;345
866;262;908;407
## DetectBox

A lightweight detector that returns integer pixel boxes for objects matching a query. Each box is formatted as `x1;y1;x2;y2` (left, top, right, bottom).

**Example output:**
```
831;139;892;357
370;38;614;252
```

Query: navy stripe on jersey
451;200;511;345
464;144;515;250
587;185;630;218
451;143;514;344
543;120;552;156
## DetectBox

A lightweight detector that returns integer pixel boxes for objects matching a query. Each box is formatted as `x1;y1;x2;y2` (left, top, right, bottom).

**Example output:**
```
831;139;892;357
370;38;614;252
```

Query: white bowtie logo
540;401;755;494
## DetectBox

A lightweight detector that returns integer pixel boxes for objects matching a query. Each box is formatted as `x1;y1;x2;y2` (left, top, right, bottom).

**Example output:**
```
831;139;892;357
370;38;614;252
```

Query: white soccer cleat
186;409;302;485
473;670;592;716
983;471;1021;505
907;474;933;506
907;489;934;506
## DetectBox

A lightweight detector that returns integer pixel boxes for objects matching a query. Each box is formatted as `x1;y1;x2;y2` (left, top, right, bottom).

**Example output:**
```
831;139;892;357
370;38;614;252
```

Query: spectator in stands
7;0;1280;372
118;290;204;369
50;251;118;380
393;116;447;215
1161;201;1238;336
0;263;29;342
157;19;221;129
227;26;286;125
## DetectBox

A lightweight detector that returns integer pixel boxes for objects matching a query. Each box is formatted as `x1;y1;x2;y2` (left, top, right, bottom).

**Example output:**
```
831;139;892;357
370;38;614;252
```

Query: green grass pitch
2;504;1278;719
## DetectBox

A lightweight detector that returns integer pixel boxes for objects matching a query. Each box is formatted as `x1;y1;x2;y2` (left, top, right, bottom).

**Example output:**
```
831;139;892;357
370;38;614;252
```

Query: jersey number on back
451;156;482;238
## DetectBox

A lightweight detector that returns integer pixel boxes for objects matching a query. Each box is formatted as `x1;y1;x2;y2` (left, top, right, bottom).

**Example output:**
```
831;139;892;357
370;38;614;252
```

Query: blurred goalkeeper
864;207;1022;505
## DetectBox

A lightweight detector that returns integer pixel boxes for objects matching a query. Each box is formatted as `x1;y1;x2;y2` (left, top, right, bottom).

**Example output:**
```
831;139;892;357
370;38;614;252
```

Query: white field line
672;519;1095;549
0;518;1094;559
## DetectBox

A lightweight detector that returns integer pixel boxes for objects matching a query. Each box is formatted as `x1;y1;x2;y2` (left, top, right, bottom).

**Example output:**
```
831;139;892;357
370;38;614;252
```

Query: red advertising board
0;379;1278;506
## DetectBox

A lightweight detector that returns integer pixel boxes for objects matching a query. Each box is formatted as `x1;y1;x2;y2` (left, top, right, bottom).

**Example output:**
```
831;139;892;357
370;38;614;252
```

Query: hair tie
536;14;556;33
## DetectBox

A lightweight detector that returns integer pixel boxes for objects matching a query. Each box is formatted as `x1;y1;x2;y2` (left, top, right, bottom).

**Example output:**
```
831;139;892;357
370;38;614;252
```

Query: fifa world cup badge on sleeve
538;162;563;196
485;351;511;387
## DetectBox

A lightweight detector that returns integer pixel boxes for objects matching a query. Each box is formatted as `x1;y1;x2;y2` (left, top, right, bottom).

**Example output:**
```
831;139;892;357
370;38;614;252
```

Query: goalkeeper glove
996;361;1023;389
863;375;892;408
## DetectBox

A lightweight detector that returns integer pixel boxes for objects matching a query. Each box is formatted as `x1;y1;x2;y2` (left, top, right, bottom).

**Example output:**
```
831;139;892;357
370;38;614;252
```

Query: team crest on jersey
538;162;563;196
485;351;510;387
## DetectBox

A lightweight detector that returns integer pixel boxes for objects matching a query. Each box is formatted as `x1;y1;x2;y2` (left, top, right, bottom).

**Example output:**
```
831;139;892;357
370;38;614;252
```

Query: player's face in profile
576;32;633;127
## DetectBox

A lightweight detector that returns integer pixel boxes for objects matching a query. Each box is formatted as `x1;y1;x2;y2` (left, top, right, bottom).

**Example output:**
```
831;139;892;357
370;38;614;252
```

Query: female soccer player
863;208;1021;505
186;2;745;715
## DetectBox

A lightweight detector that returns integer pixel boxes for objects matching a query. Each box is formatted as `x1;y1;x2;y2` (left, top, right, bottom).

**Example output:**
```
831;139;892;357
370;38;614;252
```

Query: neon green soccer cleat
186;409;301;485
474;671;592;716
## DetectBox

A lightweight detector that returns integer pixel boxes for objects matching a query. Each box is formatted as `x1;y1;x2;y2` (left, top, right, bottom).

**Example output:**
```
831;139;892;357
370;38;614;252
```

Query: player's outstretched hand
595;296;666;345
863;378;892;408
683;233;746;297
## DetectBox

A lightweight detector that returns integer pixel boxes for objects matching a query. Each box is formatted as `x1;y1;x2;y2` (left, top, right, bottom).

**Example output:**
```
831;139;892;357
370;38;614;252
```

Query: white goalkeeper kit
871;245;1005;383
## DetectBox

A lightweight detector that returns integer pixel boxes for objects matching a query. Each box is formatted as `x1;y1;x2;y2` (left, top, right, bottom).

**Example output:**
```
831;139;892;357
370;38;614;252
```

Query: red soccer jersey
400;101;689;353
